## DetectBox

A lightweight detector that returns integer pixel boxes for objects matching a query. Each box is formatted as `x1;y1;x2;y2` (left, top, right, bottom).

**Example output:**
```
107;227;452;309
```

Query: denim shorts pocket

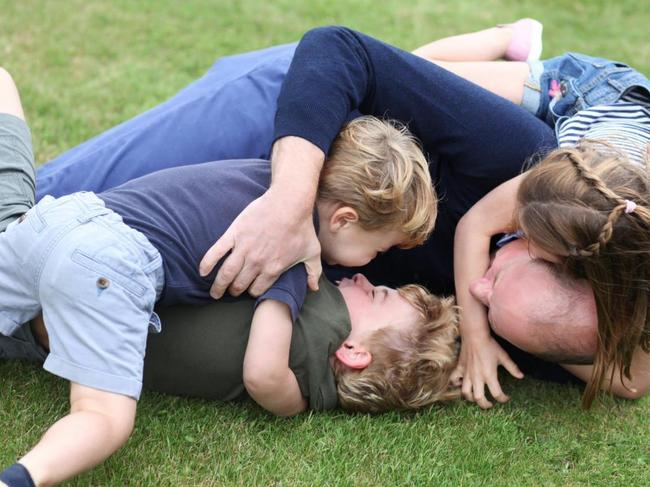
71;249;147;297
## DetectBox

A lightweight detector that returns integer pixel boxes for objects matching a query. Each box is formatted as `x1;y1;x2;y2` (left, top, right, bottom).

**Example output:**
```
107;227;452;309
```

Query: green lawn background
1;1;649;485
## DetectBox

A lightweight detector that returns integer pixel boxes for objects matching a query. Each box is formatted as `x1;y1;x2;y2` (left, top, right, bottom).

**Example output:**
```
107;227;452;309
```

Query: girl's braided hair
516;141;650;407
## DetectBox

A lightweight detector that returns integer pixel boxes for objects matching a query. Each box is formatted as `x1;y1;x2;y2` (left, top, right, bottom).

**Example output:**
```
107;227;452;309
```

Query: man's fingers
200;233;235;277
303;257;322;292
228;273;257;297
229;258;272;297
248;272;281;298
210;251;246;299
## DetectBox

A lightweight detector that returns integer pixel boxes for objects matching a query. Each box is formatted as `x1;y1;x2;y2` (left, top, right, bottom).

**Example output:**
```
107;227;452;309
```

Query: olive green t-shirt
143;277;351;411
0;113;36;232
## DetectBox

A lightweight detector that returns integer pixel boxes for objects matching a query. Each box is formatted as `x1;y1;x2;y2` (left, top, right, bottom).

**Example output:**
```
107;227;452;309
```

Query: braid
566;150;631;255
519;141;650;408
581;203;626;255
566;150;620;201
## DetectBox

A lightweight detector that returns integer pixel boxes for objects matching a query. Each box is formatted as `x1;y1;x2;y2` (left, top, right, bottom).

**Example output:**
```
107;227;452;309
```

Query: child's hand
452;334;523;409
451;174;526;409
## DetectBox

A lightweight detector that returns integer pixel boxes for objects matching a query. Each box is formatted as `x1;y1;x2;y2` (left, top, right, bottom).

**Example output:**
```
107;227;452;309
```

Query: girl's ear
334;340;372;369
330;206;359;231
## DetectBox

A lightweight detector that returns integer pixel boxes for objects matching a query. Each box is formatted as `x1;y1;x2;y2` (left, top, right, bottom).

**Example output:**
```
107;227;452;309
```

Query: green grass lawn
1;1;649;485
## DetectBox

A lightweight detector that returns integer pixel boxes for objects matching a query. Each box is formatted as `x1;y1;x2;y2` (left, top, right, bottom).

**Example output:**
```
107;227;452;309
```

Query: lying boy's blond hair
333;287;460;413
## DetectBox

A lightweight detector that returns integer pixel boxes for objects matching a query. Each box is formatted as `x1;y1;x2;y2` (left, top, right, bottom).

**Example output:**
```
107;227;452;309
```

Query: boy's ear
330;206;359;231
335;341;372;369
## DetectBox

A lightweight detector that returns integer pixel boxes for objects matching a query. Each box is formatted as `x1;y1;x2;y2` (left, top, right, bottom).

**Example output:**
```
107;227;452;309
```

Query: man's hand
199;136;325;299
451;335;523;409
200;188;322;298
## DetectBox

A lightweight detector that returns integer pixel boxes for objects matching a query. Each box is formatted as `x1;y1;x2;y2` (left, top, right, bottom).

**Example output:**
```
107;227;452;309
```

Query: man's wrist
270;136;324;201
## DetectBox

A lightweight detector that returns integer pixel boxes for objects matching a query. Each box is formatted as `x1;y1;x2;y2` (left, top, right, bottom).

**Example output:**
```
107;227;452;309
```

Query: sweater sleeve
273;26;555;178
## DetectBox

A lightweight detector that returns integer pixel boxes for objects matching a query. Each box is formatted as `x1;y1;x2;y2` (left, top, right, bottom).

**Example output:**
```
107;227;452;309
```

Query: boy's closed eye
370;288;388;302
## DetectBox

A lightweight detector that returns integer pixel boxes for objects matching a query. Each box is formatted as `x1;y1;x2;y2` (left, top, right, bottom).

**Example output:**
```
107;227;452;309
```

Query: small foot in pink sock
501;18;543;62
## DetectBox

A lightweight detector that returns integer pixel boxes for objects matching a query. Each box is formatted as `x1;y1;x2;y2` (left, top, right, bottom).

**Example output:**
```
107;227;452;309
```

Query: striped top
557;93;650;166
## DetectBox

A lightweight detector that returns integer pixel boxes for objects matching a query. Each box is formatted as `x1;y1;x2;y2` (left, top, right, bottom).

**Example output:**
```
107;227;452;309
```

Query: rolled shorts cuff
521;60;545;116
43;353;143;400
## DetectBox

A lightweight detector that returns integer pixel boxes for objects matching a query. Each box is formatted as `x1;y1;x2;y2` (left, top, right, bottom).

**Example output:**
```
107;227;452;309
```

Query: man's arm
200;136;324;299
243;299;308;416
201;26;555;299
562;346;650;400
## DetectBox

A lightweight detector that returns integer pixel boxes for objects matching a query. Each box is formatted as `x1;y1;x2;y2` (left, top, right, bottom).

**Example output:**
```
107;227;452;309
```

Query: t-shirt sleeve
274;26;555;178
256;263;308;322
0;113;35;231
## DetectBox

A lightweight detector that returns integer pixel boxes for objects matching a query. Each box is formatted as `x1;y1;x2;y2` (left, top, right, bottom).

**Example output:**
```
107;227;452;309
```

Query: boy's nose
469;276;493;306
352;273;372;289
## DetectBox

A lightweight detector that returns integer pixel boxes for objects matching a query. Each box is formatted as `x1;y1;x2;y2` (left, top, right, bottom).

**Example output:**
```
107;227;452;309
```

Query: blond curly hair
319;116;436;248
333;285;459;413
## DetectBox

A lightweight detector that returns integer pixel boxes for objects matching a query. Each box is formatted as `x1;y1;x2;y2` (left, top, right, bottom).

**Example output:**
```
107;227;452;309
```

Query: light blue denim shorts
0;192;164;399
521;52;650;131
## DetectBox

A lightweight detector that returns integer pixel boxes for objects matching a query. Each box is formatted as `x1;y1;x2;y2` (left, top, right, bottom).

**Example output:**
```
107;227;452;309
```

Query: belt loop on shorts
72;193;112;223
76;208;112;223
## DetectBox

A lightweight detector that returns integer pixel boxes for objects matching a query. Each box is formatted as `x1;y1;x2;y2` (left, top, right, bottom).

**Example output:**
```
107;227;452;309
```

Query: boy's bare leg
17;384;136;486
430;60;529;105
412;26;531;105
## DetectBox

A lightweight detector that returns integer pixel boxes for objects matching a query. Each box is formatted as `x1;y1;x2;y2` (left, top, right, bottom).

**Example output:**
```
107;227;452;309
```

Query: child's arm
243;299;308;416
562;346;650;400
12;383;136;486
453;174;525;409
